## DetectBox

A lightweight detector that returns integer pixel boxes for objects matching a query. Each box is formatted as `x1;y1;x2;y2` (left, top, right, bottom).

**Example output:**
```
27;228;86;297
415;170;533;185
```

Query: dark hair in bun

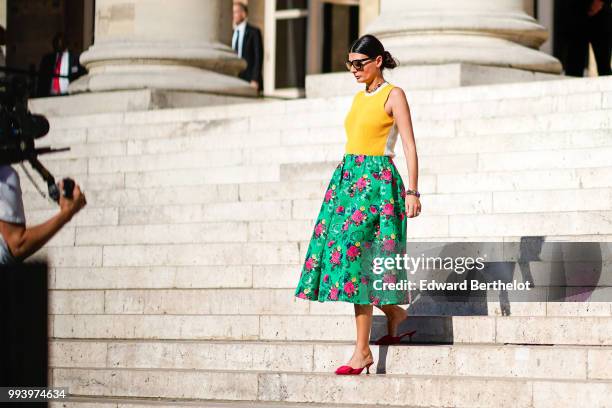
349;34;399;71
382;50;398;69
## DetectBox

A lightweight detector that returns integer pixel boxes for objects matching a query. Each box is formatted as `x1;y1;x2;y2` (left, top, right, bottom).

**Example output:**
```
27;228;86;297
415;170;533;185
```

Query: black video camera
0;73;74;203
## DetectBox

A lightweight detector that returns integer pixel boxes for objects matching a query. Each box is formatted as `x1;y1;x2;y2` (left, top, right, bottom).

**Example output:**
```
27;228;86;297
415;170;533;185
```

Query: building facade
0;0;608;100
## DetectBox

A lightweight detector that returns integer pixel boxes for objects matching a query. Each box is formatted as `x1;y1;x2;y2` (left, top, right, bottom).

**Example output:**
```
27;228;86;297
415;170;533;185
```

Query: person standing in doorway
232;2;264;94
565;0;611;76
36;32;85;98
0;25;6;78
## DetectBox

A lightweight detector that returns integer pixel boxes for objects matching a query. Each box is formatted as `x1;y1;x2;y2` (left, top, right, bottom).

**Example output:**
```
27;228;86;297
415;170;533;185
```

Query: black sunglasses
345;57;375;71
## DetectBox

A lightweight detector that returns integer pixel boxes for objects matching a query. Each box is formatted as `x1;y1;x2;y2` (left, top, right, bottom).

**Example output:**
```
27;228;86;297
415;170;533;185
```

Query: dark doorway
5;0;94;82
322;2;359;73
553;0;585;75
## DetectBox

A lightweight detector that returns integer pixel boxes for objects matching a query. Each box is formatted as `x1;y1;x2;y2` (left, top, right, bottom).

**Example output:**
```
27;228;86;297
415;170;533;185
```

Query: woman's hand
405;194;421;218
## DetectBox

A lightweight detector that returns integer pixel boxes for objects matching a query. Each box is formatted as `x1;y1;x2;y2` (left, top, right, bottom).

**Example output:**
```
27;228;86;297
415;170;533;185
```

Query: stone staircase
16;75;612;407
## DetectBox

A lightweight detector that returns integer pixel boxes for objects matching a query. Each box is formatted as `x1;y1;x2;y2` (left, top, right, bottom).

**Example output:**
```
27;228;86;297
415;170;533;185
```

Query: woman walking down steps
293;34;422;375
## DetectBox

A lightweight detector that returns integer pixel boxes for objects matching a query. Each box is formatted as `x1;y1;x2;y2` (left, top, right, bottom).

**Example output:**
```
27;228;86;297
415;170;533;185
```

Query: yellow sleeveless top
344;81;399;157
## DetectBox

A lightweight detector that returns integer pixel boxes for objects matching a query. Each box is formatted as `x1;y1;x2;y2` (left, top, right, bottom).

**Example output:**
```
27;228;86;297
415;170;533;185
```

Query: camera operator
0;164;86;264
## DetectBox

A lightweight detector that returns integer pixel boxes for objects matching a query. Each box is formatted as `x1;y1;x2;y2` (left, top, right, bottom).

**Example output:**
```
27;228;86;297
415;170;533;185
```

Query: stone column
365;0;562;74
69;0;256;96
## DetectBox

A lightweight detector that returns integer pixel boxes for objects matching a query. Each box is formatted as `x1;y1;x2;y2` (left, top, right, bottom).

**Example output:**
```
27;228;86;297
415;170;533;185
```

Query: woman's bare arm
387;86;421;217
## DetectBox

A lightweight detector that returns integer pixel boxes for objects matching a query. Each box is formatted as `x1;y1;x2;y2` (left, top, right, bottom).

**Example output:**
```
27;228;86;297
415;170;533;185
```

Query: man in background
232;2;264;94
36;32;85;97
0;25;5;78
564;0;611;76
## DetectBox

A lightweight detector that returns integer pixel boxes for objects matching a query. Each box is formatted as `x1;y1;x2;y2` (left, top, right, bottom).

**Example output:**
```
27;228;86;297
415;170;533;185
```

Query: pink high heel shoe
335;361;374;375
373;330;417;345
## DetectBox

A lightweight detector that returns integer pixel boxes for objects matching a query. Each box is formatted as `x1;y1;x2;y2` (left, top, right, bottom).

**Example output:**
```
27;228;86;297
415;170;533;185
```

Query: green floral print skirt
294;153;411;305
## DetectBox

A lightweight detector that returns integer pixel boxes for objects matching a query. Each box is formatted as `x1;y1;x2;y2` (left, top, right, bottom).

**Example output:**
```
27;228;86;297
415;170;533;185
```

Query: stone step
48;339;611;381
50;396;412;408
22;156;612;193
18;171;126;192
39;126;612;162
261;315;612;345
50;314;612;345
28;241;300;268
291;187;612;219
120;165;281;187
49;367;612;408
17;166;612;210
43;77;612;132
46;287;612;316
280;145;612;181
33;139;612;178
417;75;612;106
22;186;612;225
48;256;612;290
20;181;324;208
24;209;612;241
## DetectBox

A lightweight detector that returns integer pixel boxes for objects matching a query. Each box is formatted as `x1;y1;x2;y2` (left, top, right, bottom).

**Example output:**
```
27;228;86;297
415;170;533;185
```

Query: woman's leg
346;304;374;368
376;304;408;337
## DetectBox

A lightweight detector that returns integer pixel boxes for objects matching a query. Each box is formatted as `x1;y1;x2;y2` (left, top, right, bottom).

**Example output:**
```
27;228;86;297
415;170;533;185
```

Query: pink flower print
361;276;368;285
383;274;397;284
364;241;372;249
327;240;335;247
305;256;317;271
323;274;330;283
383;203;395;216
400;189;407;198
383;238;396;252
330;249;342;265
381;169;392;182
351;209;365;225
329;287;339;300
343;171;350;179
356;177;368;191
336;205;344;214
298;292;307;299
344;281;356;296
342;219;349;231
371;296;380;306
347;244;361;260
372;172;380;180
324;189;334;202
314;222;325;237
399;212;405;221
369;205;378;214
355;155;365;165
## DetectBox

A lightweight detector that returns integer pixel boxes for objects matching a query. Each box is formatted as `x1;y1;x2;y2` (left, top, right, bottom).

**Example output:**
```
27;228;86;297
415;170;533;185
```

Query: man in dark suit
232;2;264;94
36;32;86;97
564;0;611;76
